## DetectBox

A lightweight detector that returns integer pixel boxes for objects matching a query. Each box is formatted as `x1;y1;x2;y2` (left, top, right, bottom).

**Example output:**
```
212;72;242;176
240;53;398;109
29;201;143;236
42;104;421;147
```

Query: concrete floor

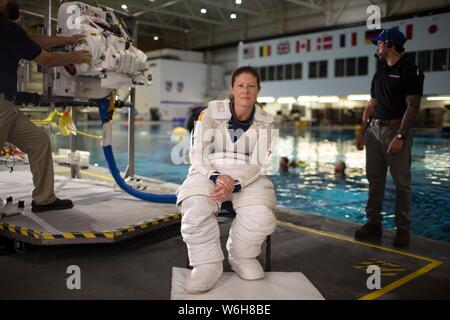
1;163;450;300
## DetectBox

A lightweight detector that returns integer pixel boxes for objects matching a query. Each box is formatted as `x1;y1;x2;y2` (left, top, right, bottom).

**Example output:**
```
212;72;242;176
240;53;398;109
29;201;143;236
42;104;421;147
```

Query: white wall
135;59;208;121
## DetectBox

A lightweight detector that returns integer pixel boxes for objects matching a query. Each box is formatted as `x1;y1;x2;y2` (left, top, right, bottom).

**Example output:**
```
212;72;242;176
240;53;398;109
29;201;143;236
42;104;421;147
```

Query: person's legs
0;100;18;154
365;125;388;224
180;195;223;293
227;204;276;280
7;110;56;205
386;126;413;246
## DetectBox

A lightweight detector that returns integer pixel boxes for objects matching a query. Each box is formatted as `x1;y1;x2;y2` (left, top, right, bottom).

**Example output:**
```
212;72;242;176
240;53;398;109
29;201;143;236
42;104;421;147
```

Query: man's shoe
31;198;73;213
393;230;410;247
228;256;265;280
355;222;382;239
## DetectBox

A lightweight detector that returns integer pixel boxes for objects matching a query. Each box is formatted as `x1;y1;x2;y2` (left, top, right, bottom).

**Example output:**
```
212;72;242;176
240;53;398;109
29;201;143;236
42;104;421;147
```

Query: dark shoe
31;198;74;213
393;230;410;247
355;222;382;239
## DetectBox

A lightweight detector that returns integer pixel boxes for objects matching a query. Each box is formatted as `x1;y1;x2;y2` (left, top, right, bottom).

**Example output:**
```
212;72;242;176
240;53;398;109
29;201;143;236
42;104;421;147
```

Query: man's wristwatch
395;132;405;140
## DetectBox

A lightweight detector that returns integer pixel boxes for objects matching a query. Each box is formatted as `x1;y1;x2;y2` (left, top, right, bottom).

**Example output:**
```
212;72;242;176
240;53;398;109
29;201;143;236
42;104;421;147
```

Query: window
268;65;275;81
346;57;356;76
432;49;448;71
276;65;284;80
294;63;302;79
309;61;317;79
319;60;327;78
357;56;368;75
260;66;267;81
417;50;431;72
285;64;293;80
335;59;345;77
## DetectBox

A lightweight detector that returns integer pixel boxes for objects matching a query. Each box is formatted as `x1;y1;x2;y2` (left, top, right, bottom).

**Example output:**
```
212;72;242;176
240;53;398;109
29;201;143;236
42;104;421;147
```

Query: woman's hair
231;66;261;89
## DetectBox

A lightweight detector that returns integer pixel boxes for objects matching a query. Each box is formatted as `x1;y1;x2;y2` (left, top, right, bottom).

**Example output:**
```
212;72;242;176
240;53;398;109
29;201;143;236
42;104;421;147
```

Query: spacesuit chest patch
209;100;232;121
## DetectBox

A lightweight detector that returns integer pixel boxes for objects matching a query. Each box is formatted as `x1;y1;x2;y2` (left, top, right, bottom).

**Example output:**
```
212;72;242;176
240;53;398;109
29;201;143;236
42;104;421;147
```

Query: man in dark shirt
355;28;424;247
0;0;91;215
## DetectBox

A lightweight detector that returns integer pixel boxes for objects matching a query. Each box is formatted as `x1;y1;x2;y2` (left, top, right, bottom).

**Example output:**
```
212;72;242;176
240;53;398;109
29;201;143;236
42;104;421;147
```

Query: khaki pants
0;99;56;205
364;123;413;230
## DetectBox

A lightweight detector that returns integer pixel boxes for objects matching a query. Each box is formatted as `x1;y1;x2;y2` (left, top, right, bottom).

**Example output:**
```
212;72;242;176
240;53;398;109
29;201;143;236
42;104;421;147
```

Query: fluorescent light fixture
297;95;319;102
319;96;340;103
347;94;371;101
277;97;296;104
200;8;207;14
257;97;275;103
230;13;237;19
427;96;450;101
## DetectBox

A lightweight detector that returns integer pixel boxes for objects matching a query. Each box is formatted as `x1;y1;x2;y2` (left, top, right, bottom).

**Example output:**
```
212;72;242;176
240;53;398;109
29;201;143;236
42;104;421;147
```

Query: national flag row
243;23;436;59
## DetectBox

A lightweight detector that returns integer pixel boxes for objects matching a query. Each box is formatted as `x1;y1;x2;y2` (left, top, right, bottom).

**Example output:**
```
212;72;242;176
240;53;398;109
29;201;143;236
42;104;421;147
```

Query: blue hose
98;98;177;204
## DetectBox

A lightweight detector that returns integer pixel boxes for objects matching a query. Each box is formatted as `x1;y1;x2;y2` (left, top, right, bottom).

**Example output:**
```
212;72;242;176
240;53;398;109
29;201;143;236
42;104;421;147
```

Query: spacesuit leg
180;195;224;293
226;204;276;280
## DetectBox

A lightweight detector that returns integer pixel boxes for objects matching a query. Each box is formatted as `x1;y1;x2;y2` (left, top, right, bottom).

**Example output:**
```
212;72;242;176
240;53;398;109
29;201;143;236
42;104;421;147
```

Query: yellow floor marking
277;220;443;300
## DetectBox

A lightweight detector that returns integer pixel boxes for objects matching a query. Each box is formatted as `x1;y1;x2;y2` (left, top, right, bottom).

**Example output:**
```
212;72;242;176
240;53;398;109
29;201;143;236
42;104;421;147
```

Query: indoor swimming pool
51;121;450;242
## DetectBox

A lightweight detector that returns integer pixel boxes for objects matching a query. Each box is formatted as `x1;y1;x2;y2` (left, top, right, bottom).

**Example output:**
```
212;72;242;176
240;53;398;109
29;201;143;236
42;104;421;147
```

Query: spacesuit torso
176;99;276;209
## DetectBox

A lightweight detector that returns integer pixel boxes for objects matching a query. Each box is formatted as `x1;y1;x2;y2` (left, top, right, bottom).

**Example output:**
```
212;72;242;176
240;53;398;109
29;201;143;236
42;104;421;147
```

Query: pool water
51;122;450;243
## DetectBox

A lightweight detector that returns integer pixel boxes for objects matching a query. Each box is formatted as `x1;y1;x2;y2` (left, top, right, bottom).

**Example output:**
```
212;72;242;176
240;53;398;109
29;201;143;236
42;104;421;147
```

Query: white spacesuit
176;99;277;293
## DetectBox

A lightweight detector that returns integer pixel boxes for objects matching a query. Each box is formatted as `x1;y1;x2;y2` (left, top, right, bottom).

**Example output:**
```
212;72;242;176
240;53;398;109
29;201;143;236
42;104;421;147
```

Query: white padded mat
171;267;325;300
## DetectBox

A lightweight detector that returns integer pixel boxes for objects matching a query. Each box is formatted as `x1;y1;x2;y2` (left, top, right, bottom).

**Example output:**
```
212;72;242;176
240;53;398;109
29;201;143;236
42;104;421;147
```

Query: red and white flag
296;39;311;53
317;35;333;50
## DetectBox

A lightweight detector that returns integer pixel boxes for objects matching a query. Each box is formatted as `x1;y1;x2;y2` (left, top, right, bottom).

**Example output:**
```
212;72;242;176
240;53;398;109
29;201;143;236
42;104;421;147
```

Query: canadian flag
317;35;333;50
296;39;311;53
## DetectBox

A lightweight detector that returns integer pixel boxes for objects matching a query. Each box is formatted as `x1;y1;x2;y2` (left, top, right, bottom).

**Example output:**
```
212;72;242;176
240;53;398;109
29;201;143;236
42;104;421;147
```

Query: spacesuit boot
184;262;223;293
226;205;276;280
228;255;264;280
180;195;224;293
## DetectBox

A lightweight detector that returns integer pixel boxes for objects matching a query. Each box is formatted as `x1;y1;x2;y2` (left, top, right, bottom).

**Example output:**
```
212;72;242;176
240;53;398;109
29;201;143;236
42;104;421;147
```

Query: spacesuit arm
189;109;217;179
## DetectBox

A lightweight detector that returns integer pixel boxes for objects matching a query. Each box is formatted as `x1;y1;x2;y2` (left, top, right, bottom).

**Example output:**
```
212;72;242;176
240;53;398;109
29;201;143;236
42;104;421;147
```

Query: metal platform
0;171;180;245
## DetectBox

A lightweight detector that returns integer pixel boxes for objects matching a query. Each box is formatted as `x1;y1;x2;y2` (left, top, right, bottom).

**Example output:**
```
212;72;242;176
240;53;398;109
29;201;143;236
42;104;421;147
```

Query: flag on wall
317;35;333;50
339;34;346;48
243;46;255;59
296;39;311;53
405;24;413;40
259;45;271;57
339;33;357;47
365;29;380;44
351;32;357;46
277;41;290;55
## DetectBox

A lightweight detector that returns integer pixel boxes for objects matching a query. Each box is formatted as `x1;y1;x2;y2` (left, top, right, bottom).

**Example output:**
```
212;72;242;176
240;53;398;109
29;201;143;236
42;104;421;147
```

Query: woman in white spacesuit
176;66;277;293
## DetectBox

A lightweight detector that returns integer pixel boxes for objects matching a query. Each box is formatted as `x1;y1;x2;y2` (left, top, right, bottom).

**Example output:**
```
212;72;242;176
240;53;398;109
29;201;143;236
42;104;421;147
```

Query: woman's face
230;72;260;109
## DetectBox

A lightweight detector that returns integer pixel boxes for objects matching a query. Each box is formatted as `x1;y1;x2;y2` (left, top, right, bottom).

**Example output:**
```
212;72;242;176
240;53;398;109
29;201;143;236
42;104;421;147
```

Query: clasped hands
210;175;235;202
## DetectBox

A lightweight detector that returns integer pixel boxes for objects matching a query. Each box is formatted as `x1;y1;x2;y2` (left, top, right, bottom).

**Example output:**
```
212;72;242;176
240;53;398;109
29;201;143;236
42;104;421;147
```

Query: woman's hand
210;175;234;201
215;175;234;192
210;185;232;202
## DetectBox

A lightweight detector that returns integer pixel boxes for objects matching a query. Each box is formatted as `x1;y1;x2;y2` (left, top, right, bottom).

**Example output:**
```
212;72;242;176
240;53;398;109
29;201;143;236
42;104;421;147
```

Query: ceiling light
257;97;275;103
297;96;319;102
277;97;296;104
318;96;340;103
236;0;242;4
427;96;450;101
347;94;371;101
121;4;128;10
153;36;159;40
200;8;207;14
230;13;237;19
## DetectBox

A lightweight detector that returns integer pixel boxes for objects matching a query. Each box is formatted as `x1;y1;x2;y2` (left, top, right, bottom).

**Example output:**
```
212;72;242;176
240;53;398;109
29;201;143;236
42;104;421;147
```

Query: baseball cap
370;28;407;46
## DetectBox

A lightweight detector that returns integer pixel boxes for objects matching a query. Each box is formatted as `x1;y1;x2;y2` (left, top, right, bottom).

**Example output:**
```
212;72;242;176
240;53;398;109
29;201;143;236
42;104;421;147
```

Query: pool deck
1;162;449;300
